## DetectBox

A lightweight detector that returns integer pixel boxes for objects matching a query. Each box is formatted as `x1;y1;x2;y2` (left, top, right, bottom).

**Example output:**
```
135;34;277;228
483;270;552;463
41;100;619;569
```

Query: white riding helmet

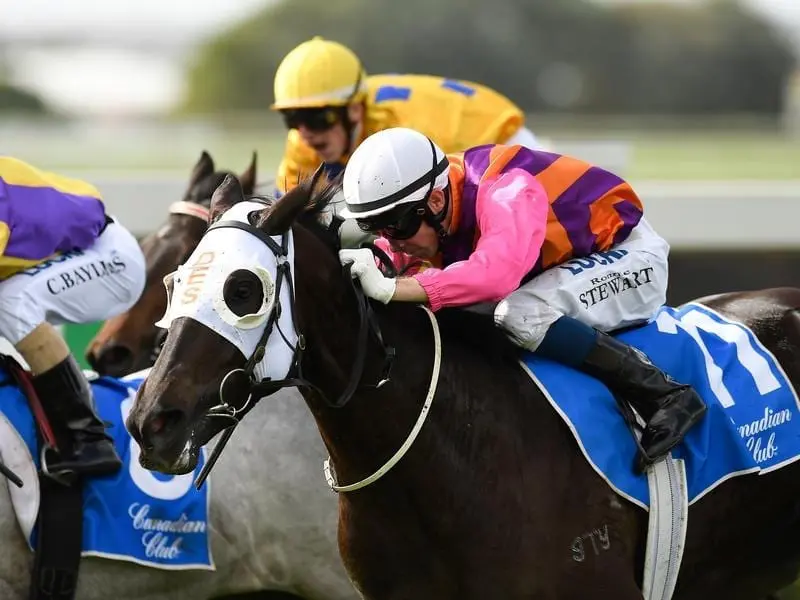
339;127;450;220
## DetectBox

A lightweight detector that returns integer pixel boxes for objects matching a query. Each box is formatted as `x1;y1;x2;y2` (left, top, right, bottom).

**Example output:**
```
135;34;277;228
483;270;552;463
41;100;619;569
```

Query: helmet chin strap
337;71;366;160
423;184;451;241
335;99;367;164
418;138;451;240
345;115;363;158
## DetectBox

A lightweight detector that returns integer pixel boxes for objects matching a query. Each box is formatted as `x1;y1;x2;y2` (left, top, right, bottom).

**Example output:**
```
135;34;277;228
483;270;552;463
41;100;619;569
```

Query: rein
324;305;441;492
191;213;397;490
166;197;439;494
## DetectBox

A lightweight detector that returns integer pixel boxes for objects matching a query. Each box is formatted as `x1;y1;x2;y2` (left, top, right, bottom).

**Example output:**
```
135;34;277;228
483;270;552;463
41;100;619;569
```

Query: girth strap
0;354;84;600
28;475;83;600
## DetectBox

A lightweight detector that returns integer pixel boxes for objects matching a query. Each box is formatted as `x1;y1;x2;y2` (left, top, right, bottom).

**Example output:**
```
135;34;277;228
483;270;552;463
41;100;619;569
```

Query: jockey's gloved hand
339;248;397;304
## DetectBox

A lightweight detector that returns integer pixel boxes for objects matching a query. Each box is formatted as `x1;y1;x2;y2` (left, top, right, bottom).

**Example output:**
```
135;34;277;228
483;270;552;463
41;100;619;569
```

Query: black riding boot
579;332;707;473
31;355;122;478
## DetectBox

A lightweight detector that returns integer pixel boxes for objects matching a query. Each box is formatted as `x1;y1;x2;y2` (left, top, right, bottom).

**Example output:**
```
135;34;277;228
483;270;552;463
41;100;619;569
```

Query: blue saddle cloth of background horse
522;302;800;510
0;368;213;570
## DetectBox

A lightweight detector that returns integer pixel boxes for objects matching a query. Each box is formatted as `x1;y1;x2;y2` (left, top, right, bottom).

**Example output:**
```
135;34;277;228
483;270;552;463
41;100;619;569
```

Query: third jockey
270;37;545;248
337;128;706;473
272;37;544;194
0;156;146;478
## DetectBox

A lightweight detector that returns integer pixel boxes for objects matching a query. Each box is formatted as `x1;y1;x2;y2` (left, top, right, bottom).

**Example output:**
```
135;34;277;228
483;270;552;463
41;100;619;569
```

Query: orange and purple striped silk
442;144;643;277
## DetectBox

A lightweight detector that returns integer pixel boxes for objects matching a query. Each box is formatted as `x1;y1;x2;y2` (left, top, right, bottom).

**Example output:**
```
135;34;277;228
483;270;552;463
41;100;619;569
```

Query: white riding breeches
0;218;146;345
494;217;669;351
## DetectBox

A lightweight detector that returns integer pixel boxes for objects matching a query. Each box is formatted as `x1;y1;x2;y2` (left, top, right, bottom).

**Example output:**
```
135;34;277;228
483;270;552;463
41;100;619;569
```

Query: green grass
627;132;800;180
7;124;800;181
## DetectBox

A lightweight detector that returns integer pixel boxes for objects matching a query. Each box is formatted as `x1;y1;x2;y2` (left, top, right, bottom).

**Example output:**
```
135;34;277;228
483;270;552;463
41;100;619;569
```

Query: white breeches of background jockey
494;217;669;351
0;218;146;345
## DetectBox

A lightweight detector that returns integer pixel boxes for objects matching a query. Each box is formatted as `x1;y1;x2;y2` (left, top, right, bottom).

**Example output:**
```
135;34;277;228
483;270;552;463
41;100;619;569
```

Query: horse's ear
209;174;244;223
189;150;215;187
239;151;257;196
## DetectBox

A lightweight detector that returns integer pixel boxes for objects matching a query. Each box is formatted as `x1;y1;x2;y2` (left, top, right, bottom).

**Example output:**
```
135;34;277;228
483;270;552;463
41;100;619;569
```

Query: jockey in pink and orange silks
338;128;706;473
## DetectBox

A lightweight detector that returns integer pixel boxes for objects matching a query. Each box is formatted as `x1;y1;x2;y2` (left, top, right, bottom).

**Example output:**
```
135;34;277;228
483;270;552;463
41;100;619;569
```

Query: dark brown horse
126;172;800;600
83;152;361;600
86;150;257;377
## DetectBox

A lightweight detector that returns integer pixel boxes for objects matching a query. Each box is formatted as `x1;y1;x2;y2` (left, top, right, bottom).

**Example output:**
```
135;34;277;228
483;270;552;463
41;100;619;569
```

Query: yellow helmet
272;37;367;110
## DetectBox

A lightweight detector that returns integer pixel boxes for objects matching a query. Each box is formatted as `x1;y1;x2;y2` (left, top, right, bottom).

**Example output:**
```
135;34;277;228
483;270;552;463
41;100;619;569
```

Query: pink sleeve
413;169;549;312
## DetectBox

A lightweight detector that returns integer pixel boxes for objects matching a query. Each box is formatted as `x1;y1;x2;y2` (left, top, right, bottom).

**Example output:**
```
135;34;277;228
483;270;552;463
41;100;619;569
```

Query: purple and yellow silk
0;157;107;279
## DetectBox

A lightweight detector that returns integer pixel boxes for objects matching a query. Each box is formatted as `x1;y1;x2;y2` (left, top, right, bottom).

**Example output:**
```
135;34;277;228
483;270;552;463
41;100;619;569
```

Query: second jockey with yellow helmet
271;36;543;196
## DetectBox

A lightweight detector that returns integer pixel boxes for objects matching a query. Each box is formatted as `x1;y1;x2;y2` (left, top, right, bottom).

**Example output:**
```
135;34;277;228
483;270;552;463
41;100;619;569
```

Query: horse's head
126;167;350;475
86;150;258;377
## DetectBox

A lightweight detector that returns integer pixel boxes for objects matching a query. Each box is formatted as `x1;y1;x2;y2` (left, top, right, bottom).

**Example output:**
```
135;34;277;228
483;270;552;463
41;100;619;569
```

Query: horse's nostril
150;414;166;435
145;408;186;442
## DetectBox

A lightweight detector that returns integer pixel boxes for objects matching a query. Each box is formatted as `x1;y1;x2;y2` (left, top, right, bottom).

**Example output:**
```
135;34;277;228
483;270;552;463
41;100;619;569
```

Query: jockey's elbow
484;270;525;301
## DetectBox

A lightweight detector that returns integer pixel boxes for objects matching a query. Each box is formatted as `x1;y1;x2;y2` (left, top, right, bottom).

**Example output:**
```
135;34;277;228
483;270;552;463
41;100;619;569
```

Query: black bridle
192;211;396;489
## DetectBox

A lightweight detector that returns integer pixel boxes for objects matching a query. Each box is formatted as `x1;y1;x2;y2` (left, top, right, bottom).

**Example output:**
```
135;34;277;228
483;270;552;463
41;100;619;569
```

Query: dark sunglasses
357;204;427;240
281;108;343;132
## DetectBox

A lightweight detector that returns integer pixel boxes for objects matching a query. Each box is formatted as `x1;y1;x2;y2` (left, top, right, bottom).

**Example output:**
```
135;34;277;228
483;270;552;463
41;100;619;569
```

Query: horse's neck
299;305;444;490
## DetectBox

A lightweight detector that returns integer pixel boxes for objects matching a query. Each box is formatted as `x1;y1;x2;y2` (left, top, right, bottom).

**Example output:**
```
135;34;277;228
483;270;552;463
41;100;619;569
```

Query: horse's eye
222;269;264;317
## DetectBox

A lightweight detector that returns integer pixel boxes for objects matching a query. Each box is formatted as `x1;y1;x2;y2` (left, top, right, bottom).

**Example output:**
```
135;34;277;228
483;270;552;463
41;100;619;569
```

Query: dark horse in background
125;171;800;599
86;150;257;376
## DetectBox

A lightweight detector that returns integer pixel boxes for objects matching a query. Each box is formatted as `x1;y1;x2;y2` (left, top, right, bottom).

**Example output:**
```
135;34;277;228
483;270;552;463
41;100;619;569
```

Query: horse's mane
259;166;339;234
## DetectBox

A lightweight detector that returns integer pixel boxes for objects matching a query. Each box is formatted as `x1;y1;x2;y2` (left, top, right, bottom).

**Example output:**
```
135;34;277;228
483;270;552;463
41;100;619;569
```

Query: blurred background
3;1;800;595
1;0;799;363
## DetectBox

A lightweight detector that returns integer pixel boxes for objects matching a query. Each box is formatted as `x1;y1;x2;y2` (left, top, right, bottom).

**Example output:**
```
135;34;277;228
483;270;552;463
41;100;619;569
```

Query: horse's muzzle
126;401;196;474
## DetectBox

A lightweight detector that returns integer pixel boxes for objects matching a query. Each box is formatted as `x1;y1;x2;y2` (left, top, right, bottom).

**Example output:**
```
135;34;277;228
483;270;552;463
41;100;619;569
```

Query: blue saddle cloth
522;303;800;510
0;368;213;570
